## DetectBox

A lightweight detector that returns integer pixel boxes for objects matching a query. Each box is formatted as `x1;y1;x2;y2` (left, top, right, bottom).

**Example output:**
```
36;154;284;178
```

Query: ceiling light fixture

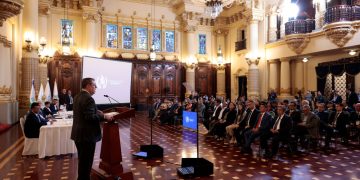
302;57;309;62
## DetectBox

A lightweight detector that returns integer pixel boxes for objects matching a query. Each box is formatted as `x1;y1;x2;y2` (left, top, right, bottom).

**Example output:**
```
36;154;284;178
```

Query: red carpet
0;123;11;134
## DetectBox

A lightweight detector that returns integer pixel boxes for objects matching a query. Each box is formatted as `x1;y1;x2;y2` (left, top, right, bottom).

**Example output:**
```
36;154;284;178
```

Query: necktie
334;112;340;126
36;114;41;123
255;113;264;129
247;110;253;126
273;116;281;130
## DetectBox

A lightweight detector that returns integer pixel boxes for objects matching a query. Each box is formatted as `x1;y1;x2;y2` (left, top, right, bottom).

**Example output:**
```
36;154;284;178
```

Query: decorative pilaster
279;58;292;99
294;60;304;94
246;58;260;99
185;65;196;97
216;67;226;98
268;59;279;93
268;6;277;42
83;6;100;51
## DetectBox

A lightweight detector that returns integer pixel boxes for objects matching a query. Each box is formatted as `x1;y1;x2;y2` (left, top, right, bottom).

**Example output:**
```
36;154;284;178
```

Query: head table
38;111;76;158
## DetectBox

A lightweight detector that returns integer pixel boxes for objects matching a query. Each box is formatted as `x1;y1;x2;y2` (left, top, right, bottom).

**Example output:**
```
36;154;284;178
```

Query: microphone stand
106;95;121;104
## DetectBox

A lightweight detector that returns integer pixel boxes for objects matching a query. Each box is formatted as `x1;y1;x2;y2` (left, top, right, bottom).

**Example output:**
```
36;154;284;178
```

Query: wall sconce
149;44;156;61
186;56;198;69
302;57;309;62
39;37;47;51
24;35;32;52
349;50;356;56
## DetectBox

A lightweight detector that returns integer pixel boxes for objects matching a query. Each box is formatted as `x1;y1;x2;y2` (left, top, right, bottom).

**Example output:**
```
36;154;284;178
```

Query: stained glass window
122;26;133;49
165;31;175;52
152;29;161;52
61;19;73;46
106;24;118;48
199;34;206;54
137;28;148;50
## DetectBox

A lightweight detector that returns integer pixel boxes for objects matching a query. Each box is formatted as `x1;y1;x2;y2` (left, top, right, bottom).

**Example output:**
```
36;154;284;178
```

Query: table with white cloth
38;114;76;158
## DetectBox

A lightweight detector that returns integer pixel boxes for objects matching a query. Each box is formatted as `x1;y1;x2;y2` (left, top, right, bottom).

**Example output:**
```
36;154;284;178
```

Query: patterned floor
0;112;360;180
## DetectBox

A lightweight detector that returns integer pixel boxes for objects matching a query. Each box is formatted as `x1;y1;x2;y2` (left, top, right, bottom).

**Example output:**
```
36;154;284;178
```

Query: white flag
53;79;59;100
44;78;52;102
29;79;36;105
37;83;44;103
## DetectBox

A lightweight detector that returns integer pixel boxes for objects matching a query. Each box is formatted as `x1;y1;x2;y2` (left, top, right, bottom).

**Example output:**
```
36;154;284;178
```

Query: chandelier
205;0;224;19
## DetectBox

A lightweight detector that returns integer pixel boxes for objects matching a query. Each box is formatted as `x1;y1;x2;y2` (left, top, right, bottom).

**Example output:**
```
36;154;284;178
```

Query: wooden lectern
91;107;135;180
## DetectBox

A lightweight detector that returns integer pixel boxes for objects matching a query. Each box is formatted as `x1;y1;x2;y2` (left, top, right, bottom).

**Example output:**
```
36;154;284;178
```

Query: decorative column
268;59;279;93
279;58;292;99
294;60;304;94
182;12;199;97
38;4;50;86
216;66;226;98
268;7;278;42
20;0;40;110
83;6;100;52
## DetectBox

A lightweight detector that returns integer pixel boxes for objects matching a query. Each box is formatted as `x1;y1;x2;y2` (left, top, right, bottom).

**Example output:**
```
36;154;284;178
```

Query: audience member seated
235;100;259;146
50;99;59;114
226;102;246;144
204;99;222;131
286;101;301;130
331;90;342;104
325;103;350;147
260;105;292;159
42;101;53;117
296;105;320;149
243;102;272;153
316;103;330;135
213;102;237;140
208;102;228;136
24;102;48;138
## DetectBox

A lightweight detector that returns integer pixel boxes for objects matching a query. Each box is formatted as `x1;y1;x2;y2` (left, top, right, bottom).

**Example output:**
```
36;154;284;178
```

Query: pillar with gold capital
268;10;278;42
246;20;260;99
20;0;40;110
214;29;228;98
83;6;100;52
279;58;292;99
268;59;279;93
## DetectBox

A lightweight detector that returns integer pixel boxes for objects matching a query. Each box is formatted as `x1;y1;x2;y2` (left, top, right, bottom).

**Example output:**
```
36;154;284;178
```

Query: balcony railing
285;19;315;35
235;39;246;51
325;5;360;24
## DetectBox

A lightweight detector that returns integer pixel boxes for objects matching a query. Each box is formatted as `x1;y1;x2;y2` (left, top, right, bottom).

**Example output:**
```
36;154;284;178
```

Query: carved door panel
135;64;150;96
151;64;163;96
164;64;176;96
195;64;214;96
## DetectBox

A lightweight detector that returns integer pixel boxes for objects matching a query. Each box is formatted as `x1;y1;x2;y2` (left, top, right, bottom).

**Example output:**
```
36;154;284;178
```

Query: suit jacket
286;109;301;125
50;104;58;114
42;107;53;116
329;111;349;132
347;92;359;108
212;105;222;120
71;90;104;142
59;93;68;105
303;112;320;138
240;108;260;129
271;114;292;137
254;112;272;133
24;111;48;138
224;109;237;125
332;95;343;104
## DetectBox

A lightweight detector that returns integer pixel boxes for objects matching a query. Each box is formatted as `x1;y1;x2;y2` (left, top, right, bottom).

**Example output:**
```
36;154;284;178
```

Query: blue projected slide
182;111;198;130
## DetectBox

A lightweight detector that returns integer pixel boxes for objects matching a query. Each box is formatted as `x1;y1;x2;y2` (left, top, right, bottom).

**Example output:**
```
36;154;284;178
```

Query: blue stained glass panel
106;24;118;48
199;34;206;54
61;19;73;46
137;28;148;50
122;26;133;49
152;29;161;52
165;31;175;52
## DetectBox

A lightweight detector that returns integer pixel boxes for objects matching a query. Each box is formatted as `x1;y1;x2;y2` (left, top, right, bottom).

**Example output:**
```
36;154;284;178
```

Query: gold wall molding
0;35;12;48
0;85;12;95
280;88;291;94
0;0;23;26
284;34;310;54
323;22;357;47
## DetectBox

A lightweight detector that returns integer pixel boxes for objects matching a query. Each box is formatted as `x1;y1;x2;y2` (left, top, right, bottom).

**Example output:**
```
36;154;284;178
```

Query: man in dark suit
236;100;260;146
50;98;59;114
243;102;272;153
325;103;350;147
261;105;292;159
42;101;53;117
347;89;359;110
71;78;114;180
331;91;343;104
59;88;68;106
24;102;48;138
316;103;330;135
204;99;222;131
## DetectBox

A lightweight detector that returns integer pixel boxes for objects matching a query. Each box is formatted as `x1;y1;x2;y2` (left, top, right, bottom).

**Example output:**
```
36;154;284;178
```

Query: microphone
103;94;121;104
104;95;112;104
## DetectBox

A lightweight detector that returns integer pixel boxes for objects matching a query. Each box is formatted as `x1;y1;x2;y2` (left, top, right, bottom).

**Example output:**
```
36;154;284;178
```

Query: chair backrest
19;117;25;135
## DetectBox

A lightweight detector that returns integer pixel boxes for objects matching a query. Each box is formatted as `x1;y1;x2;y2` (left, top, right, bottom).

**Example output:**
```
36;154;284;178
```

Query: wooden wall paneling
151;64;163;96
163;64;176;96
195;63;216;97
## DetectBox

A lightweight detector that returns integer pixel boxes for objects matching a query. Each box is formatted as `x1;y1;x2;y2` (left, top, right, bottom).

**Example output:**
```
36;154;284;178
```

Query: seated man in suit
325;103;350;147
24;102;48;138
260;105;292;159
50;98;59;114
235;99;260;146
243;102;272;153
42;101;53;117
204;99;222;131
316;103;330;135
298;105;320;149
208;102;228;136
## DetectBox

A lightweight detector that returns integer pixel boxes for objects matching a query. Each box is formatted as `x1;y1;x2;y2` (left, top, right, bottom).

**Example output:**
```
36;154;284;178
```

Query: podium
91;107;135;180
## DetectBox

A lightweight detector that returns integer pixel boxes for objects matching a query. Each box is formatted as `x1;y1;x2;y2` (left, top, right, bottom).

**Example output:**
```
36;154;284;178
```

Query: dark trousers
75;141;96;180
260;132;288;157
